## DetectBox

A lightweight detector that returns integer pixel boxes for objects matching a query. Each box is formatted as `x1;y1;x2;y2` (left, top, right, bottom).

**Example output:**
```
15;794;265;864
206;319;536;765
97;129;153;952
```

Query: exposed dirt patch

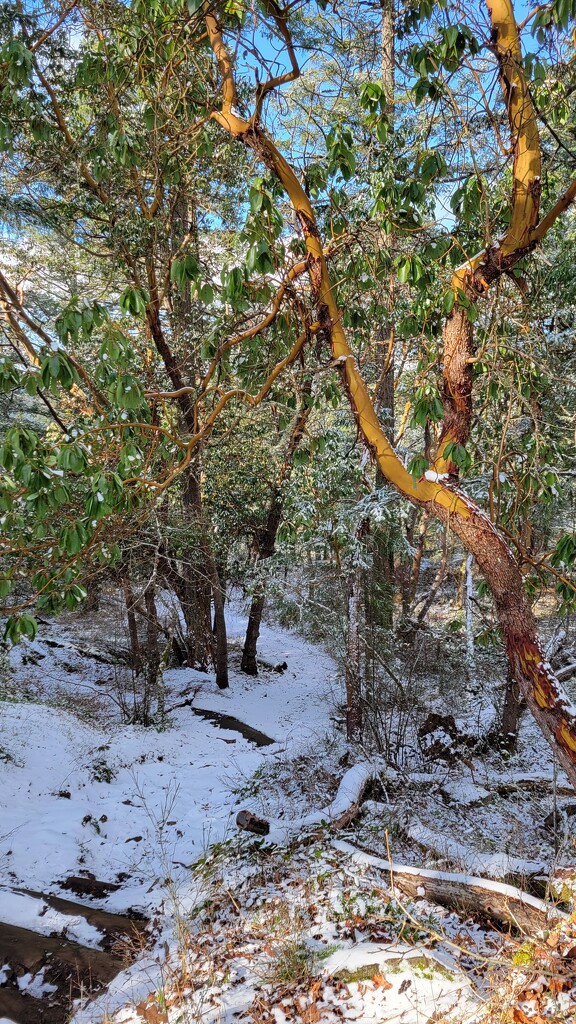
0;891;148;1023
56;874;122;900
0;918;124;1023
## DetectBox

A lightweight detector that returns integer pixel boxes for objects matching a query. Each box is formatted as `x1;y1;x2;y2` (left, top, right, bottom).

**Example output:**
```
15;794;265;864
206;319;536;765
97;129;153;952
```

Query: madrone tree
1;0;576;779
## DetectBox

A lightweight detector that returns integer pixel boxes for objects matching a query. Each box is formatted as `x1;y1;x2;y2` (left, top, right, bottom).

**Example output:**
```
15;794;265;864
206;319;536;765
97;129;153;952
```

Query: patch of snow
333;841;562;920
266;762;376;844
0;889;104;947
424;470;449;482
405;821;547;878
17;966;58;997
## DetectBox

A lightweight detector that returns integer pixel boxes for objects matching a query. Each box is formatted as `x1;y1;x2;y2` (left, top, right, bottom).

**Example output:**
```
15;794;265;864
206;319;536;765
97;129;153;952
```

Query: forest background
0;0;576;776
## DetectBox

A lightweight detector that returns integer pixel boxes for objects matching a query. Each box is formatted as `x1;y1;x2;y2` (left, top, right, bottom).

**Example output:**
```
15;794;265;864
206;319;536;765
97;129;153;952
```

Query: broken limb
236;762;377;844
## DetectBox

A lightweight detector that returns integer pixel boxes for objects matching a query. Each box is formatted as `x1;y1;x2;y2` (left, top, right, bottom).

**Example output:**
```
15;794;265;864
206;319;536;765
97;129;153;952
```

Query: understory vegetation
1;0;576;1021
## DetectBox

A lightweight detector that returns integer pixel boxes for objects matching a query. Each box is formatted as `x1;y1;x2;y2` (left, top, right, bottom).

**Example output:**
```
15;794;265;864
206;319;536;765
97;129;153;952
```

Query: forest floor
0;593;575;1024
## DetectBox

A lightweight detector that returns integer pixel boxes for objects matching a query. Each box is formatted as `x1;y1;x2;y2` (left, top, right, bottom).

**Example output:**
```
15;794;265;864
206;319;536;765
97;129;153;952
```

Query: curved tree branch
204;3;576;787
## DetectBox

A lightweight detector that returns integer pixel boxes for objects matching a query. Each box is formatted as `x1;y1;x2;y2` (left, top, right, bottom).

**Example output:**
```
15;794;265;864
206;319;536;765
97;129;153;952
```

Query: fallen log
334;841;567;934
236;761;376;844
404;818;547;882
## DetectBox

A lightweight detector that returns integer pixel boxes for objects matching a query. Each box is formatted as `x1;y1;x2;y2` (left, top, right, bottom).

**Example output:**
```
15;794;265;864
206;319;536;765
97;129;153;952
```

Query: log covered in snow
334;841;566;934
236;762;376;844
404;819;547;882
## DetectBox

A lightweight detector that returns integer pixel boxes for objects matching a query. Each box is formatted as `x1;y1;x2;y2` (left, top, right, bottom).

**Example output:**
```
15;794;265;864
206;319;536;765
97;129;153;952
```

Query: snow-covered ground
1;604;338;898
0;602;340;1020
1;600;576;1024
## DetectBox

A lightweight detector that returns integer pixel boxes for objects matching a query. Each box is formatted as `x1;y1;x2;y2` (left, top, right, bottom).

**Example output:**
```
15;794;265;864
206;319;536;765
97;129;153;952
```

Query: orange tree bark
435;0;542;477
204;8;576;786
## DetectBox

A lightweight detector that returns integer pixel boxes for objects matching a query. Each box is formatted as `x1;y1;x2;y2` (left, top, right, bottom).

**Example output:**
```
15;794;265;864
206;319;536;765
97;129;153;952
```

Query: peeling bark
205;6;576;786
435;0;542;477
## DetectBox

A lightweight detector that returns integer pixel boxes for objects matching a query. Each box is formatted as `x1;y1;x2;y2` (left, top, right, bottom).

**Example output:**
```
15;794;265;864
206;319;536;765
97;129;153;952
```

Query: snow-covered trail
0;607;338;917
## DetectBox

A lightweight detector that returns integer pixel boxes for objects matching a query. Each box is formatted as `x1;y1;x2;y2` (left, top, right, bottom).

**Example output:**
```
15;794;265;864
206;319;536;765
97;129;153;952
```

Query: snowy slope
0;609;338;916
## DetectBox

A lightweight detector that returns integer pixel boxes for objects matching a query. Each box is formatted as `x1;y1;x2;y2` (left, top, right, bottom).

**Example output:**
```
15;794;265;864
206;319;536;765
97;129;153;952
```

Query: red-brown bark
204;6;576;785
435;0;543;477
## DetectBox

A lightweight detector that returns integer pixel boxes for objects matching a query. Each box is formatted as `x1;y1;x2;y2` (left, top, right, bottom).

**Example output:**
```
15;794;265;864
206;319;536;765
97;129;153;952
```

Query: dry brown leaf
512;1010;532;1024
371;973;393;990
549;975;567;993
546;930;560;947
301;1004;320;1023
512;1010;546;1024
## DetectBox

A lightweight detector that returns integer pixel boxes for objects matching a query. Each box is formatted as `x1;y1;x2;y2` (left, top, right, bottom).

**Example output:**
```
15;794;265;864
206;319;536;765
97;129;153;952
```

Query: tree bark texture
121;572;142;675
240;500;282;675
205;3;576;785
241;400;311;674
345;562;363;742
336;842;563;934
144;584;161;726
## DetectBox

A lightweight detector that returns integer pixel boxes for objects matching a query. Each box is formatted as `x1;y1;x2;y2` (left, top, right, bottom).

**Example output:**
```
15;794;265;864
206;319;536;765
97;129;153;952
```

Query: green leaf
443;290;455;314
444;442;471;470
119;287;150;317
409;454;428;479
4;614;37;644
396;257;412;284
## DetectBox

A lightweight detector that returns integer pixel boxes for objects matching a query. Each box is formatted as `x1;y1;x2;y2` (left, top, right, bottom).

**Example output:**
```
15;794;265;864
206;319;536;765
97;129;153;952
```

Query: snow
0;608;336;914
424;469;450;482
333;841;562;921
319;942;477;1021
17;967;58;997
0;602;339;1020
72;954;165;1023
405;821;547;879
266;761;375;844
2;597;576;1024
0;889;104;947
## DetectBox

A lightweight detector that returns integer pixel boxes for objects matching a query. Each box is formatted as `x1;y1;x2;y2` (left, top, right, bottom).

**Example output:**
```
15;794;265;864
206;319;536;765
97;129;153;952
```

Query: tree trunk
500;669;525;749
209;555;229;689
81;581;100;615
241;592;266;676
144;584;160;727
182;466;228;687
241;499;282;675
345;560;363;742
370;0;396;627
121;572;142;675
241;400;310;674
206;5;576;786
464;553;476;679
414;528;448;625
